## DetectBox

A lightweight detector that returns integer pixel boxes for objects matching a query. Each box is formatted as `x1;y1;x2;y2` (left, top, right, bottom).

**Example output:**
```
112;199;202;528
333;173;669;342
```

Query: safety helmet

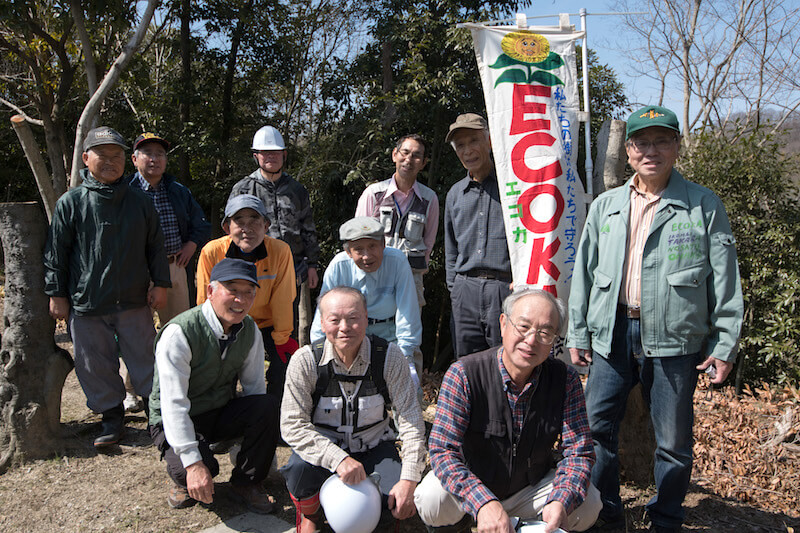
251;126;286;151
319;474;381;533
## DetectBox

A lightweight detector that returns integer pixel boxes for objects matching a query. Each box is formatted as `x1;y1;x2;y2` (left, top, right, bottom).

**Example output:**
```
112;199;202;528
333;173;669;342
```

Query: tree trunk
617;383;656;487
0;202;73;474
593;119;627;195
178;0;192;183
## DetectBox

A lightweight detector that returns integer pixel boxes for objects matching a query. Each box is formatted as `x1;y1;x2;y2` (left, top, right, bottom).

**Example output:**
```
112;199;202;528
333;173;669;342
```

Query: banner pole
580;8;593;198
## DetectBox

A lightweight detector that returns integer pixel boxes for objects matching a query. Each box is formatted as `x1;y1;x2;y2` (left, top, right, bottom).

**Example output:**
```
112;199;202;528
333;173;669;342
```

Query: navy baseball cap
209;258;260;287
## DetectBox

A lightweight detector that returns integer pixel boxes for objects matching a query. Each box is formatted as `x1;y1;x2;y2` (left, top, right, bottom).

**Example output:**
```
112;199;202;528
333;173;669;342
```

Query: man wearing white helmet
229;125;321;343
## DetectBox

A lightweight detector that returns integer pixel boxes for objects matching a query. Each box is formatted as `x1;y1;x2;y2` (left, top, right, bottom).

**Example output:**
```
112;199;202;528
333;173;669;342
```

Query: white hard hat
319;474;381;533
251;125;286;150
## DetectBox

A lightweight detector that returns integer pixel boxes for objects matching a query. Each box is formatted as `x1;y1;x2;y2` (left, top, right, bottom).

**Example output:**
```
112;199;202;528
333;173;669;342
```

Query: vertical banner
464;23;587;302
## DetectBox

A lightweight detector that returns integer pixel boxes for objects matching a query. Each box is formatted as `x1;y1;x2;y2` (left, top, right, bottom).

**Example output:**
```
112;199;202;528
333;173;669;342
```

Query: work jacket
567;169;743;362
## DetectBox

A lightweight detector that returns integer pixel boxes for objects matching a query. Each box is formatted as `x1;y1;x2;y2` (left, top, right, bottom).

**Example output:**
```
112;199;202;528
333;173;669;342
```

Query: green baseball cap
626;105;680;139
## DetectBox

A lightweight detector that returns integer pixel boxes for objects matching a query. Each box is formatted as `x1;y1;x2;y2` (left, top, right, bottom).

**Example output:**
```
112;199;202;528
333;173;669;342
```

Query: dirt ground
0;331;798;532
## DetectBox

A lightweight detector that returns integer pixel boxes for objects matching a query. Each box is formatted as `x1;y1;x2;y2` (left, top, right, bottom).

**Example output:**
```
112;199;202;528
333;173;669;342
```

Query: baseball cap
133;132;170;151
445;113;489;143
339;217;384;242
626;105;680;139
209;258;260;287
223;194;269;228
83;127;129;152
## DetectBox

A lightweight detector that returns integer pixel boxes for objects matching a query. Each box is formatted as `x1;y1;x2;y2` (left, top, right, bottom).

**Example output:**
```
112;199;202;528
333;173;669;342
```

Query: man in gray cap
196;194;296;398
310;216;422;389
443;113;512;359
150;258;280;514
44;126;171;448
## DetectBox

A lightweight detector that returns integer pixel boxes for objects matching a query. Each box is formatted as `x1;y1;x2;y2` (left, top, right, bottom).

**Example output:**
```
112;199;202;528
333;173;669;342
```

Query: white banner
465;23;587;302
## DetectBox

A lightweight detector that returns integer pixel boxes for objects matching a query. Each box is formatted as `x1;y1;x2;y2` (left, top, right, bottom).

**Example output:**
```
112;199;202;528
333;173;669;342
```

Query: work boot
167;482;197;509
94;404;124;448
229;482;276;514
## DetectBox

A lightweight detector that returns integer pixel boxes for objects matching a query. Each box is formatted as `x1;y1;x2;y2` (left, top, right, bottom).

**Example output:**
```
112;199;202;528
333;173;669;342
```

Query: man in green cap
566;105;743;532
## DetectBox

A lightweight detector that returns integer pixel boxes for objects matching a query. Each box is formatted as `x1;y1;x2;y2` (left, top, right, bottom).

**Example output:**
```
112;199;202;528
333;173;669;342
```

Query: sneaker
94;404;124;448
229;482;276;514
123;392;143;413
167;483;197;509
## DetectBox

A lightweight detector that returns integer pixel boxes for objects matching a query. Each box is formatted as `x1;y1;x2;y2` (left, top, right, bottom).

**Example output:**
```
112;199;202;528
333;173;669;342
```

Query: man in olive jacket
44;126;171;448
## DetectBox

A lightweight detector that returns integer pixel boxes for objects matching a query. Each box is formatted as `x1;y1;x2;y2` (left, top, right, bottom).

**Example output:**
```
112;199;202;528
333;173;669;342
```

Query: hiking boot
123;392;143;413
167;483;197;509
93;404;124;448
229;482;276;514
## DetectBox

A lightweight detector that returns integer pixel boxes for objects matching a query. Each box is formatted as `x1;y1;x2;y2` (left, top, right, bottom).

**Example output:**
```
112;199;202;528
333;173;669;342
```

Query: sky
519;1;686;114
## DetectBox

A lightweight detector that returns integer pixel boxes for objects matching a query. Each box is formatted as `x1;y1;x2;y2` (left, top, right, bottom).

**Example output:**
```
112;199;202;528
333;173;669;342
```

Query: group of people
42;103;743;533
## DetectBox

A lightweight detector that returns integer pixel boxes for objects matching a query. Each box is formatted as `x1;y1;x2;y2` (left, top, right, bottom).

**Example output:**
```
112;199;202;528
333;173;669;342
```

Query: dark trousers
280;440;401;503
261;326;286;399
151;394;279;487
450;274;511;358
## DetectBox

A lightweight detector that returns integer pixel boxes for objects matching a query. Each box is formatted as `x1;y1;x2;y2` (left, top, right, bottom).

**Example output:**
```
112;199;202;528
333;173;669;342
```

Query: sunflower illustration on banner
462;22;587;303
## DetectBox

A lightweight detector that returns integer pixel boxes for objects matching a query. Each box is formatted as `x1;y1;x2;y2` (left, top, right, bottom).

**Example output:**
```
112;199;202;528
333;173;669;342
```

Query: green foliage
680;130;800;386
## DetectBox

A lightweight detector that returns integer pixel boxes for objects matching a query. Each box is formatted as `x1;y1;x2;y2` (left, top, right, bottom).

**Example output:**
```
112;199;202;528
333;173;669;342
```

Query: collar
459;168;497;193
136;172;163;192
609;168;689;215
319;335;370;371
200;300;243;340
225;239;268;262
387;174;420;198
629;173;666;200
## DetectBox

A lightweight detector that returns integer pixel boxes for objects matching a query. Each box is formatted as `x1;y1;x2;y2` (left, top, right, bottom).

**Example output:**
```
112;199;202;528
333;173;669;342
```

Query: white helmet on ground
251;126;286;150
319;474;381;533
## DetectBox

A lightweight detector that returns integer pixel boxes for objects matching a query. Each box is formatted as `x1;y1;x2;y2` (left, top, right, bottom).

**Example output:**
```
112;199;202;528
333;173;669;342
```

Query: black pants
450;274;511;358
261;326;287;400
151;394;279;487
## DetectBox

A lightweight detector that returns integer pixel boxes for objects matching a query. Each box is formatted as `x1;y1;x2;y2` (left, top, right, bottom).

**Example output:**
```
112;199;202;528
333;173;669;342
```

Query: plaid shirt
429;349;594;518
444;170;511;290
135;174;182;255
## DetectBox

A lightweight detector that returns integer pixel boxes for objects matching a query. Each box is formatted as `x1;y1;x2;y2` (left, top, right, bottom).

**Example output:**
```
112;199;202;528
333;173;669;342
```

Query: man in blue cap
567;105;743;532
149;258;280;514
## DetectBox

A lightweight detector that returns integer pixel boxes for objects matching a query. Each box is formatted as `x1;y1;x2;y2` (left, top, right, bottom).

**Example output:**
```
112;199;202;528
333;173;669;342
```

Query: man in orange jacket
197;194;296;397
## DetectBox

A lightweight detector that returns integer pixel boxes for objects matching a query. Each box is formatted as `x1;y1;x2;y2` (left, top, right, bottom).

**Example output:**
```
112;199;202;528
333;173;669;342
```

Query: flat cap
209;258;260;287
83;126;129;152
339;216;384;242
223;194;269;228
445;113;489;143
626;105;680;139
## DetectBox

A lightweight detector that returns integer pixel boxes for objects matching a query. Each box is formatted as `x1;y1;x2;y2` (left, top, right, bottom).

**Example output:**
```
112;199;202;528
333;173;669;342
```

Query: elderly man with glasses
414;287;601;533
567;105;743;532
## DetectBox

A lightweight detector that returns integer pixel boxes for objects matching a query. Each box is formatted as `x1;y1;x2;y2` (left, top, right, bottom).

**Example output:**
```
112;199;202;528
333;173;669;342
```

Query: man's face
626;126;679;184
499;295;560;380
226;208;268;253
451;128;492;177
131;142;167;182
345;238;384;273
391;138;427;182
207;279;257;331
82;145;125;184
254;150;286;175
320;291;368;359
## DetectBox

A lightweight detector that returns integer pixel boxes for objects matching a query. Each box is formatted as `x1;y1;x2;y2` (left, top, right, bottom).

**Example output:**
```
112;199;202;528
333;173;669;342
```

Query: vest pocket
587;270;613;333
313;396;343;427
379;206;394;235
404;212;426;242
665;263;710;336
357;395;386;427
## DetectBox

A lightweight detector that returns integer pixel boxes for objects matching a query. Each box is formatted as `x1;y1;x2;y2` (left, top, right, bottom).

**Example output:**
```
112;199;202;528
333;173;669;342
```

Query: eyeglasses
626;137;677;153
506;316;557;345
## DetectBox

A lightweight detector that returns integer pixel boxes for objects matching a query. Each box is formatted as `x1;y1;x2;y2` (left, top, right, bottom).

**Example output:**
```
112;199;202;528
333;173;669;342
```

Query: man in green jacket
44;126;171;448
567;106;743;533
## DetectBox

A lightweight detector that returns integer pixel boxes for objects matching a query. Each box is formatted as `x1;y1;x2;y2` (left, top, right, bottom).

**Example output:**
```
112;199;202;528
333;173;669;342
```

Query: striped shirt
620;174;663;307
428;349;594;518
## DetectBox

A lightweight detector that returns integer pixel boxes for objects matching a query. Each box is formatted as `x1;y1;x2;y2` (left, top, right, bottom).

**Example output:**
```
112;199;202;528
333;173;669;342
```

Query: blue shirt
310;247;421;359
444;170;511;290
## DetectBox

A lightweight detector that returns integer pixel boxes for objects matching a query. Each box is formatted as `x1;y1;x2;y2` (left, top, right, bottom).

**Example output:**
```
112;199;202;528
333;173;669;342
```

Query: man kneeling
281;287;426;532
415;288;601;532
149;258;279;513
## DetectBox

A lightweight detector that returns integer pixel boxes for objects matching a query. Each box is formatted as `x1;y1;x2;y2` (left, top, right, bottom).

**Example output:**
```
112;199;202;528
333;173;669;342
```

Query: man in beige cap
309;216;422;389
443;113;512;359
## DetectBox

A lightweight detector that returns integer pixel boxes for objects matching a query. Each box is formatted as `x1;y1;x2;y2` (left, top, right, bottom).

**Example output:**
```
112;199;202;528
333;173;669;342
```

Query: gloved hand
275;337;300;364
